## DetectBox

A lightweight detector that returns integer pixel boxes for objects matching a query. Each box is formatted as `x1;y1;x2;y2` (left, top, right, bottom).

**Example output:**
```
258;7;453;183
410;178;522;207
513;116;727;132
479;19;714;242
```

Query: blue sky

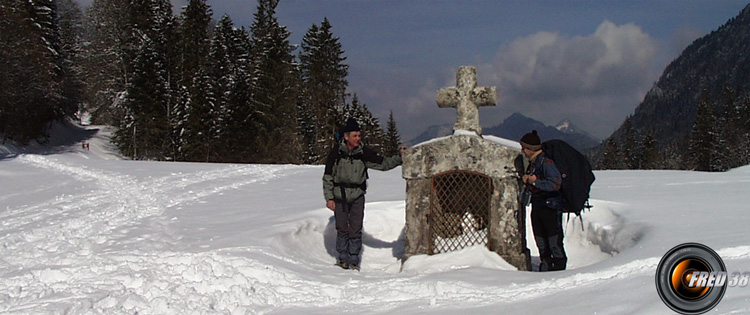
76;0;750;141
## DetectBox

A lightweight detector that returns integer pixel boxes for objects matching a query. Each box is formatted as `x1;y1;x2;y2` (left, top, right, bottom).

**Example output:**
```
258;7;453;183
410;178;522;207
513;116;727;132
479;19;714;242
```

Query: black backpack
541;139;595;216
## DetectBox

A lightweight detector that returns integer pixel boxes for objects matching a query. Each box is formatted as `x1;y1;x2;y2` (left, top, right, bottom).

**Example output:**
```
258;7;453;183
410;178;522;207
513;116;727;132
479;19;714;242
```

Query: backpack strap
329;146;369;201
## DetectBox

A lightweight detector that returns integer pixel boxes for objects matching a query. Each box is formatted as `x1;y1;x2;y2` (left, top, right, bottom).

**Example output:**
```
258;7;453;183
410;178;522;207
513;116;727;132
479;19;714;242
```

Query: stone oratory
401;66;531;271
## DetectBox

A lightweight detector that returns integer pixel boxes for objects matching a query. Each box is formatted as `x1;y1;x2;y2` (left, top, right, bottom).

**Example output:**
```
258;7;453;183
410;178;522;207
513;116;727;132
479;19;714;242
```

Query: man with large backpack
323;118;405;271
520;130;567;271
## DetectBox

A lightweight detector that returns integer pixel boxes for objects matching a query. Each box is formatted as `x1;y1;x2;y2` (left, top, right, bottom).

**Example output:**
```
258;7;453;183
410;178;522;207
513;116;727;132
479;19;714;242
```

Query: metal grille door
429;171;492;254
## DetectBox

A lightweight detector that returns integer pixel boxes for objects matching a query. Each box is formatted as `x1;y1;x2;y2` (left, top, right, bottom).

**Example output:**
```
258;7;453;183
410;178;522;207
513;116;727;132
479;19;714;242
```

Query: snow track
0;155;301;313
2;156;641;313
2;154;750;314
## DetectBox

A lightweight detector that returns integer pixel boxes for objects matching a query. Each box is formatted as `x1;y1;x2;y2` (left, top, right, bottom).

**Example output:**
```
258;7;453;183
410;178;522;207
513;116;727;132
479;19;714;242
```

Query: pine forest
0;0;403;164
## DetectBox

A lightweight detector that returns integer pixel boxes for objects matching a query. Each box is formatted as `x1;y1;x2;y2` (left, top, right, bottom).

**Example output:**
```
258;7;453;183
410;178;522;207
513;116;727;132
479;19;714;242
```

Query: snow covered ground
1;124;750;314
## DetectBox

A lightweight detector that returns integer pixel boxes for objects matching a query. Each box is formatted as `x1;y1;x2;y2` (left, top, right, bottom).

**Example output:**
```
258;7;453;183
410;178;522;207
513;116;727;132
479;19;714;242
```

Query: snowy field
1;123;750;314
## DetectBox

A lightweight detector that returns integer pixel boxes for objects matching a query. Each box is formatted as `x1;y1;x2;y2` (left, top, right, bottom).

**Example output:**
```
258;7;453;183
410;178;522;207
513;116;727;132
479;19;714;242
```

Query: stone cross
436;66;497;136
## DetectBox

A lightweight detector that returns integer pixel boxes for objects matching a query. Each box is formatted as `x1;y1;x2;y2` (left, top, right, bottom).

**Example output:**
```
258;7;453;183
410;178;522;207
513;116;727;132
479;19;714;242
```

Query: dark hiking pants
531;203;567;271
334;195;365;265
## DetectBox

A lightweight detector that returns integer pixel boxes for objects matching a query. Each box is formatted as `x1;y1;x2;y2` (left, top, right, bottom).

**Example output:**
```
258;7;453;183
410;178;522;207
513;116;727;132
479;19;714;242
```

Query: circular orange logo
656;243;727;314
670;258;711;299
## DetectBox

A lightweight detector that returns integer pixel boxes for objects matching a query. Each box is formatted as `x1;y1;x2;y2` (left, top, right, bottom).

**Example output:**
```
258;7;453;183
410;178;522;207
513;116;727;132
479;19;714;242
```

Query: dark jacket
527;152;562;203
323;141;402;202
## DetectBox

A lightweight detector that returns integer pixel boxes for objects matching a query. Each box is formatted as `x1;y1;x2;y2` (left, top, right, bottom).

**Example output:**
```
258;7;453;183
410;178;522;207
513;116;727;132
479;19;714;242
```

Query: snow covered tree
96;0;177;160
114;36;170;159
298;18;349;164
31;0;65;118
220;24;256;163
0;0;62;143
205;15;236;161
344;94;385;153
736;94;750;167
621;117;640;169
80;0;136;125
149;0;179;160
640;129;660;169
600;138;626;170
180;68;219;162
56;0;86;118
709;88;739;172
248;0;301;163
176;0;210;89
383;110;402;157
688;95;716;171
174;0;213;161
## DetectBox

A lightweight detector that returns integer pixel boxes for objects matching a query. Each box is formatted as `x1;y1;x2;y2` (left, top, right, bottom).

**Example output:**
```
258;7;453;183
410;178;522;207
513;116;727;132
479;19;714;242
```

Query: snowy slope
1;128;750;314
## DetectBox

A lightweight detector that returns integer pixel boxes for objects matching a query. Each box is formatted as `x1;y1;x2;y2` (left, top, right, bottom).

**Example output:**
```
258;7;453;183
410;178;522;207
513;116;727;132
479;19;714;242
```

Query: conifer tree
640;129;660;169
383;110;402;157
114;36;170;159
80;0;133;125
221;25;256;162
56;0;86;118
207;15;234;161
736;94;750;167
345;94;385;153
249;0;300;163
142;0;178;159
298;18;349;163
183;68;219;162
175;0;213;161
601;138;626;170
100;0;176;160
621;117;640;169
0;0;61;143
32;0;65;117
177;0;211;89
688;95;715;171
709;88;736;171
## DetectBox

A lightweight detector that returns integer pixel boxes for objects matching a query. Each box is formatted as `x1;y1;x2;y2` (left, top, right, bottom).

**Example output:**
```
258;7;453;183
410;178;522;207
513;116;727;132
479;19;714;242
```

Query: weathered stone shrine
401;66;531;271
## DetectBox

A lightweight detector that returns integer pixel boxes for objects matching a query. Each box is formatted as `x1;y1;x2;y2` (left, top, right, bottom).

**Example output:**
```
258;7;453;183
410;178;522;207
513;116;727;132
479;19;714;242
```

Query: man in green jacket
323;118;404;271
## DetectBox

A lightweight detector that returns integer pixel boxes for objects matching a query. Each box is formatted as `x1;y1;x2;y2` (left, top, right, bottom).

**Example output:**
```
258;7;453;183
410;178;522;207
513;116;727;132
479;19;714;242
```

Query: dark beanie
342;117;361;133
520;130;541;150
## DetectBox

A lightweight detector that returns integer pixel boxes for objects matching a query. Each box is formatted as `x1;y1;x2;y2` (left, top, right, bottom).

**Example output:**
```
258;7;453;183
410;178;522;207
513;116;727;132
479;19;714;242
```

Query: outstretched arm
362;146;404;171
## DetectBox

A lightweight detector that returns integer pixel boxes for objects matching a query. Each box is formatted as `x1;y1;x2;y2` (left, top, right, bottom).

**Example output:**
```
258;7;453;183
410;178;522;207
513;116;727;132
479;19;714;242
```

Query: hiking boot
335;261;349;270
349;264;360;271
538;259;551;272
551;257;567;271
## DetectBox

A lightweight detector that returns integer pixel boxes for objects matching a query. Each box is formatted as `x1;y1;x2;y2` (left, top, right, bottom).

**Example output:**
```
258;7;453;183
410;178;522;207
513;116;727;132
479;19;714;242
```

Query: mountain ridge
591;4;750;169
407;113;600;152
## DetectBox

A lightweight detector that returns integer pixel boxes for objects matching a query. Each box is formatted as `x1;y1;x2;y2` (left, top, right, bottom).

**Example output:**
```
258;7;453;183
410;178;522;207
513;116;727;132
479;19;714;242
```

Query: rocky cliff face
596;4;750;162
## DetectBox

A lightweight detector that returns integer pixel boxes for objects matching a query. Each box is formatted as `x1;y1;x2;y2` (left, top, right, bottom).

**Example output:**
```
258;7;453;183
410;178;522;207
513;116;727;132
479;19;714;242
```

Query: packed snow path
1;150;750;314
0;155;307;312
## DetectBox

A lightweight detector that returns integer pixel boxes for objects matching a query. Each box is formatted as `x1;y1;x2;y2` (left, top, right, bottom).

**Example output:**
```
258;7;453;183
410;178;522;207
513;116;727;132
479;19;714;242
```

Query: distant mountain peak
554;118;593;138
555;118;573;133
407;113;600;150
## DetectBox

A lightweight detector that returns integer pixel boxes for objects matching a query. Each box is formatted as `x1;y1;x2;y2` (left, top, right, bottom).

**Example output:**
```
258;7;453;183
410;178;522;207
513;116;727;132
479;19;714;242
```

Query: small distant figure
82;142;90;150
323;117;406;271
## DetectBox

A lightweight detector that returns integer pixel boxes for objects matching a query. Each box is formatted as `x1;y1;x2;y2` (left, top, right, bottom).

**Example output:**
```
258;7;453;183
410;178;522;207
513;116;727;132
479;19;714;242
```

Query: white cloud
482;20;659;138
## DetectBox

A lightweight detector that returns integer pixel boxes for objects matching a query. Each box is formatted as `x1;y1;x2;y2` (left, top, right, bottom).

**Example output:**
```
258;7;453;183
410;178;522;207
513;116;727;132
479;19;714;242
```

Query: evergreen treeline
593;5;750;172
599;89;750;171
1;0;402;164
1;0;76;144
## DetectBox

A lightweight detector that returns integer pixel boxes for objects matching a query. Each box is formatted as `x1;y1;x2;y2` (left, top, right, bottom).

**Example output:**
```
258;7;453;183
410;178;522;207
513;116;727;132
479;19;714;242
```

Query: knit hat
520;130;542;151
342;117;361;133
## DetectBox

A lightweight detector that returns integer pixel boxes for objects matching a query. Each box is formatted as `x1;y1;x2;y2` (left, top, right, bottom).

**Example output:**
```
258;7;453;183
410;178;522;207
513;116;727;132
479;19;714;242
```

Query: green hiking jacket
323;141;402;203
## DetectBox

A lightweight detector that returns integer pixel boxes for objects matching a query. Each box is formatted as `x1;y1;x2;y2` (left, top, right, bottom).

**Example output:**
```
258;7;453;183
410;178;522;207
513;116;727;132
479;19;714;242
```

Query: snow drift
1;125;749;314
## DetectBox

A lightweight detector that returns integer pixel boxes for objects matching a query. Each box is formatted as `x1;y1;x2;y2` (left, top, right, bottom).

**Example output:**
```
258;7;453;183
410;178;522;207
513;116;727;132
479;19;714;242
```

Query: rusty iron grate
429;170;493;254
